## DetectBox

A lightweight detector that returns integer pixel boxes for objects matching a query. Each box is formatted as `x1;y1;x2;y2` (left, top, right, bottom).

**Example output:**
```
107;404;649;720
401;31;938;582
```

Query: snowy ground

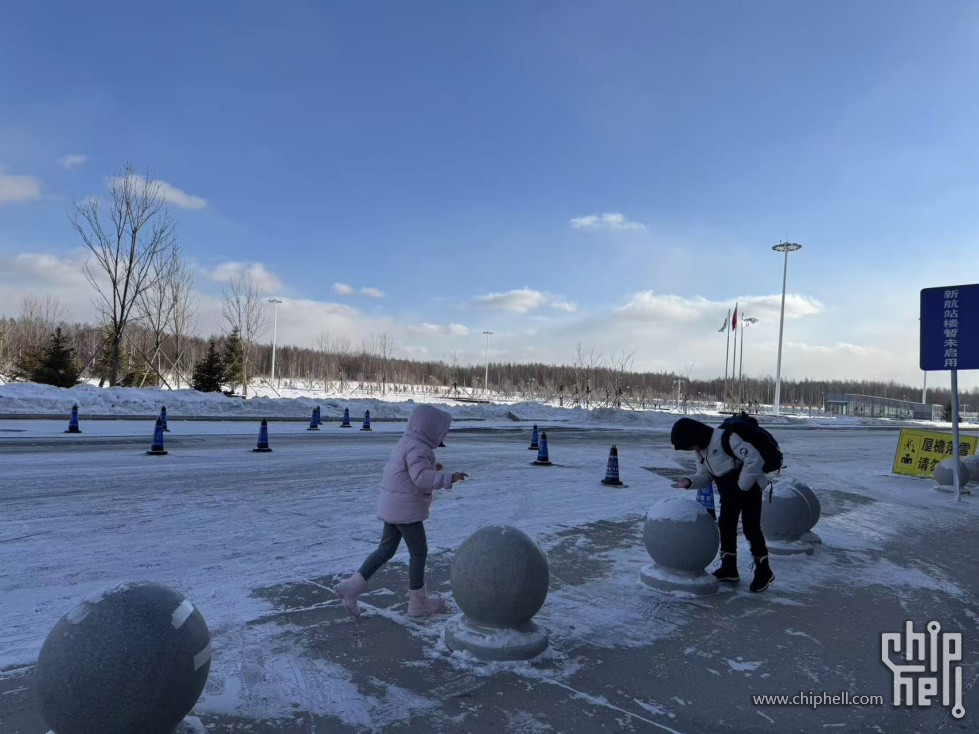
2;418;978;732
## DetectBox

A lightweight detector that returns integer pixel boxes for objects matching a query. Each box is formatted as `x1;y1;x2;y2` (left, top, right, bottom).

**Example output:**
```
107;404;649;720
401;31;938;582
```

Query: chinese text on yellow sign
892;429;977;477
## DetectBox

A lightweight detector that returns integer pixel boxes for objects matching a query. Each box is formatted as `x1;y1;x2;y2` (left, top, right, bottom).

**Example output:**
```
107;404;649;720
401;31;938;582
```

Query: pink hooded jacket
377;405;453;524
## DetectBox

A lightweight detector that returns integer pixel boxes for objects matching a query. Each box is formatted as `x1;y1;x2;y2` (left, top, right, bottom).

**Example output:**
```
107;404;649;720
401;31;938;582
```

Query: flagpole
739;315;746;410
723;308;731;411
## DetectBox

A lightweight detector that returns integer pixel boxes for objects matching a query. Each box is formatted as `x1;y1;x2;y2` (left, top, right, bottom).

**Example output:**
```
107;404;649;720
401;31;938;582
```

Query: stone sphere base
767;539;816;556
639;563;719;597
444;615;548;661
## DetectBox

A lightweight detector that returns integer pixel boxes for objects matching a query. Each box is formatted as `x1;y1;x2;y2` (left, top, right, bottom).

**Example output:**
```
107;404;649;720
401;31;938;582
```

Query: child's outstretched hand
671;478;692;489
451;472;468;484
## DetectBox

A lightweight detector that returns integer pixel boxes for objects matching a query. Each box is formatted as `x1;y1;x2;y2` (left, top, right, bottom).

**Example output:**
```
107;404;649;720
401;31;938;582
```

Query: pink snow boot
335;572;369;618
406;585;446;617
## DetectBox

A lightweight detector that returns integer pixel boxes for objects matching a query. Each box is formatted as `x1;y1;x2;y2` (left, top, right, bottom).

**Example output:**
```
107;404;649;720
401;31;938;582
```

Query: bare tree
169;253;197;388
136;247;181;387
376;331;395;395
221;272;269;397
72;165;177;385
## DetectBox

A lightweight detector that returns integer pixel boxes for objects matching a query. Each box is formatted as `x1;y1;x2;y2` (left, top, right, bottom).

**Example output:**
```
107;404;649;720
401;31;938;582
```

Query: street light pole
482;331;493;397
269;298;283;387
772;242;802;415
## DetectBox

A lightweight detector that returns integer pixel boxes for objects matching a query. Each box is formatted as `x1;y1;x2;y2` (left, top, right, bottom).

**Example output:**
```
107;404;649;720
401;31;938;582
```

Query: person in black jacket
670;417;774;592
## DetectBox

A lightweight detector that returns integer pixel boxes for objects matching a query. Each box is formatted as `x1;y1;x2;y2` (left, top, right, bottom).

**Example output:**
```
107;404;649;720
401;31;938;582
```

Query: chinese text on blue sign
920;284;979;371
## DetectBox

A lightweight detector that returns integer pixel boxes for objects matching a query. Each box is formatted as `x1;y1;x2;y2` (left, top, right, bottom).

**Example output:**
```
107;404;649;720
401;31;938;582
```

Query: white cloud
407;322;470;337
570;212;647;232
476;288;579;314
0;168;42;204
110;174;206;210
60;154;88;170
334;283;385;299
205;261;283;294
616;291;823;323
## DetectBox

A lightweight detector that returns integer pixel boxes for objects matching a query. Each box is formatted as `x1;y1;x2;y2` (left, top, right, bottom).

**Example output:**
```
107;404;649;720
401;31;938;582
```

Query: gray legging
359;522;428;590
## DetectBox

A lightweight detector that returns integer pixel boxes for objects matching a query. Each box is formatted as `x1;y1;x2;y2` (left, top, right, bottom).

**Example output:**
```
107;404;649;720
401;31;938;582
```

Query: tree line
0;164;971;411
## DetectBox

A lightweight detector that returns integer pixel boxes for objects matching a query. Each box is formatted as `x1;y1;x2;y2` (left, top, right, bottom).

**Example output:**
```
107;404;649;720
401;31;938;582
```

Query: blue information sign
920;284;979;371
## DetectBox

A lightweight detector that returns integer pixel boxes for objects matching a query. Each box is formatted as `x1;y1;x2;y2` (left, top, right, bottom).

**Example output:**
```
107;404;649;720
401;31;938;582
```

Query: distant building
823;393;943;421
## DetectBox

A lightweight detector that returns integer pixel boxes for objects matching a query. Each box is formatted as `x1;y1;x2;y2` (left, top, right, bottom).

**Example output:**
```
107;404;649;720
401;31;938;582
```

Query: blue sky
2;1;979;386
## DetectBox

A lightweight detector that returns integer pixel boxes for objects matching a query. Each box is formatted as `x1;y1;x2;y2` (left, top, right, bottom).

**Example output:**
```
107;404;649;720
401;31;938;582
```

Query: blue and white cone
601;445;623;486
528;424;539;451
147;419;168;455
65;404;82;434
341;408;352;428
253;419;272;453
696;482;716;515
307;408;319;431
361;410;372;431
533;432;552;465
160;406;169;432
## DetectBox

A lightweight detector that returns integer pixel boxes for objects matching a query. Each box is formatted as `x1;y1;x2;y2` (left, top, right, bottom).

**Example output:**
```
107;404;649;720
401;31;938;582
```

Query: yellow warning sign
892;429;977;477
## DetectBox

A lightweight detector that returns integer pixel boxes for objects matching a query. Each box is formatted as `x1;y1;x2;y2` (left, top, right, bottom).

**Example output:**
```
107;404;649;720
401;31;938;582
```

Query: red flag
732;304;738;331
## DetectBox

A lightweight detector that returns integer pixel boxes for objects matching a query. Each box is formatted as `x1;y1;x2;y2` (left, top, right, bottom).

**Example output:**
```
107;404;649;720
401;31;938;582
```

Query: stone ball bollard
934;458;972;494
445;525;550;661
761;481;815;556
639;497;720;597
778;478;822;547
35;582;212;734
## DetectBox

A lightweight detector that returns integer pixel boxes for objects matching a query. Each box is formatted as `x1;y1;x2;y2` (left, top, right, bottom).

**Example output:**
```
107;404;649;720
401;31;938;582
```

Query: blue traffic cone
601;445;623;486
528;424;539;450
160;406;169;432
439;440;446;448
315;406;321;426
533;432;552;466
253;419;272;453
65;404;81;434
341;408;352;428
361;410;372;431
307;408;320;431
147;419;168;455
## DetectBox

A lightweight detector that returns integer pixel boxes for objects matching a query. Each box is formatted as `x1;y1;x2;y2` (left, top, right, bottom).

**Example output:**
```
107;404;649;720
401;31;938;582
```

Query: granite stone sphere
934;458;971;487
783;479;820;531
450;526;549;629
643;498;720;574
35;582;211;734
761;484;812;542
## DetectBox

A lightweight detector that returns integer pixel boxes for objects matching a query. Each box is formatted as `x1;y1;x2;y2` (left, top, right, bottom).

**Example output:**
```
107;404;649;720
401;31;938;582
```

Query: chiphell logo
881;621;964;719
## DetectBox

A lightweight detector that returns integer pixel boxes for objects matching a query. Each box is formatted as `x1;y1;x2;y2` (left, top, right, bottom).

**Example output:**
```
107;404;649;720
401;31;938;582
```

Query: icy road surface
1;421;977;733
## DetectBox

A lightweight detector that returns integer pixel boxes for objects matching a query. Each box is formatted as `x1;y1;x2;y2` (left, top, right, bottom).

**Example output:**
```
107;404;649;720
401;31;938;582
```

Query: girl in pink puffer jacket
335;405;467;618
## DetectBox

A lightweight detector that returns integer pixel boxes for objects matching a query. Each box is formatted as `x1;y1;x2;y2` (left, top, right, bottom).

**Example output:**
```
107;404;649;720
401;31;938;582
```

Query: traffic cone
533;432;552;465
253;419;272;453
147;419;168;455
528;424;539;451
315;406;321;426
160;406;169;432
601;445;623;486
341;408;352;428
65;404;82;434
361;410;372;431
439;440;446;448
307;408;319;431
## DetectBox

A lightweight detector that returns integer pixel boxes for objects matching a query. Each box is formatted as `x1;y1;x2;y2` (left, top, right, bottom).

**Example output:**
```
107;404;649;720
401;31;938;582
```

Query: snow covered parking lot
2;418;978;733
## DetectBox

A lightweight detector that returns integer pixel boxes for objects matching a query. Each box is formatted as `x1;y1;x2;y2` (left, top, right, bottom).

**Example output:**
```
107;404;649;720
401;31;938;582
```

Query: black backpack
720;413;784;475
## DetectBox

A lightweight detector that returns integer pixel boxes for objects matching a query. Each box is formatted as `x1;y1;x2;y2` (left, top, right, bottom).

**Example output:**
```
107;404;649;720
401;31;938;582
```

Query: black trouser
716;472;768;558
359;522;428;590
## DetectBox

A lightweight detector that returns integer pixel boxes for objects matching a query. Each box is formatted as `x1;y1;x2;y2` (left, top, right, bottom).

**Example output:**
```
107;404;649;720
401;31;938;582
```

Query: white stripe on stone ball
171;599;195;629
193;642;212;671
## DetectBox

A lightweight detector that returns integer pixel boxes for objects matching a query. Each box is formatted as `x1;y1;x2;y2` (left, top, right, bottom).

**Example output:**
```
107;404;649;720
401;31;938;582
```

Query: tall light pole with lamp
482;331;493;397
772;242;802;415
268;298;283;387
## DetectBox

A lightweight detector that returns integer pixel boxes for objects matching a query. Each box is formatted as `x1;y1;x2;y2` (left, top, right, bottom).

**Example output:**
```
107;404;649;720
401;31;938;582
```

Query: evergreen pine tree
221;328;244;394
192;341;225;393
31;328;82;388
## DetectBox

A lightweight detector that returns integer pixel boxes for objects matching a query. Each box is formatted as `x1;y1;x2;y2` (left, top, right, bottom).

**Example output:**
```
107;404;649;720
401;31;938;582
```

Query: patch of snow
646;497;707;524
